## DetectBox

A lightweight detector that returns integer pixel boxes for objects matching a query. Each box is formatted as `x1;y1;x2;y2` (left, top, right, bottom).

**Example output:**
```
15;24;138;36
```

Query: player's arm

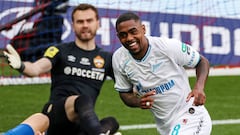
186;55;209;105
164;38;210;106
3;44;52;77
22;58;52;77
119;92;140;107
119;90;155;109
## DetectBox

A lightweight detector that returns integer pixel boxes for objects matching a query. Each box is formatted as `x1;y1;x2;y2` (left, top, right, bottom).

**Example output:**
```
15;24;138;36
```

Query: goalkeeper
4;3;120;135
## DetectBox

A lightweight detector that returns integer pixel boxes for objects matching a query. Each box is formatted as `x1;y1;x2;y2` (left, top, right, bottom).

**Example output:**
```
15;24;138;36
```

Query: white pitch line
120;119;240;130
212;119;240;125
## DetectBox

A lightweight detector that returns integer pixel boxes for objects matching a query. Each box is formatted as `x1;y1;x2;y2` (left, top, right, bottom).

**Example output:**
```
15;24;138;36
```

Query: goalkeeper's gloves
3;44;25;72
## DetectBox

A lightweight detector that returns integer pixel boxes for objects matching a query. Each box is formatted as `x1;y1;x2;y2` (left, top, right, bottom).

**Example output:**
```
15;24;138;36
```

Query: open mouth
127;41;138;51
129;42;137;47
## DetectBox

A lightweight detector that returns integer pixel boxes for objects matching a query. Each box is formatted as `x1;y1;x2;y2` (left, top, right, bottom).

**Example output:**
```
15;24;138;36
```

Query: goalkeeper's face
72;9;99;42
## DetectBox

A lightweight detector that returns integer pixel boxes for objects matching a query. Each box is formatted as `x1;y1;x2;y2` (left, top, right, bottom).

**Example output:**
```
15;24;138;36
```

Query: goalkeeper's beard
76;31;97;42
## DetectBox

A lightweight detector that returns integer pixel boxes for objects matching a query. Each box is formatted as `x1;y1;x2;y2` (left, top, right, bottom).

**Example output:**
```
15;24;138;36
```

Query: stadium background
0;0;240;134
1;0;240;83
0;0;240;85
1;0;240;63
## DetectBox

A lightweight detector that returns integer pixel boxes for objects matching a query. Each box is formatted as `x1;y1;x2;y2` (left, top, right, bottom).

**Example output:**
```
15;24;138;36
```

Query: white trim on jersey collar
135;44;151;62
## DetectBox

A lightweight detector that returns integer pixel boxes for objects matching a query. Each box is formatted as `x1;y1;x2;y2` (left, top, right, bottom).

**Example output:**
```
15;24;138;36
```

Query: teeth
129;42;136;47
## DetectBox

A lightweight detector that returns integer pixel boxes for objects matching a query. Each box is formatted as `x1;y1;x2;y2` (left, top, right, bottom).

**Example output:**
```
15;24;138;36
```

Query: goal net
1;0;240;85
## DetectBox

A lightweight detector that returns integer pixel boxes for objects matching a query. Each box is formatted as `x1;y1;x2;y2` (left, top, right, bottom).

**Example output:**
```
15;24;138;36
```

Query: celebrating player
4;4;120;135
112;12;212;135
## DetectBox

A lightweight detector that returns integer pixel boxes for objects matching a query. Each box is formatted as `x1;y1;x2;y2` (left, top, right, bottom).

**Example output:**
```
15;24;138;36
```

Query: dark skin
119;91;156;109
117;19;155;109
187;55;210;105
116;19;210;109
116;19;148;60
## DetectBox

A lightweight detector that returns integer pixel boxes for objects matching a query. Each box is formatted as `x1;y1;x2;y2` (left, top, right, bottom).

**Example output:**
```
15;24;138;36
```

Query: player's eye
118;32;127;39
129;28;138;35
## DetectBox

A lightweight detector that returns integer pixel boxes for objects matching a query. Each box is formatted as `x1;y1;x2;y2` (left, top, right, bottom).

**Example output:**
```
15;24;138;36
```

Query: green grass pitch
0;76;240;135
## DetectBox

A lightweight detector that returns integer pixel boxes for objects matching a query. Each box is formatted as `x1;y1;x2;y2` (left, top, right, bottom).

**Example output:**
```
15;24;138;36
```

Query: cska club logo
93;55;105;68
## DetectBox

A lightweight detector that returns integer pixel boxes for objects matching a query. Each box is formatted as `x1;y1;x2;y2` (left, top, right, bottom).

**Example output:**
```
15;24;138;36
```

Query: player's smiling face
72;9;99;42
117;19;148;60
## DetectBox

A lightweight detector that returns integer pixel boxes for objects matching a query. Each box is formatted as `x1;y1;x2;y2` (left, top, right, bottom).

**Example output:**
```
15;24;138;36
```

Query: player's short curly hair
71;3;99;21
115;12;140;31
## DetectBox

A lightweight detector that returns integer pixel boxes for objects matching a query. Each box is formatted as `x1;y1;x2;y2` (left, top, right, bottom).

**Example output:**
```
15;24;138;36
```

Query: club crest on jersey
44;46;59;58
93;55;105;68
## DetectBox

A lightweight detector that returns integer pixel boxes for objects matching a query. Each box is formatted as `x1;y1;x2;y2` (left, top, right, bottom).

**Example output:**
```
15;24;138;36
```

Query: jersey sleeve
43;46;60;65
112;50;133;92
164;38;201;68
105;52;115;80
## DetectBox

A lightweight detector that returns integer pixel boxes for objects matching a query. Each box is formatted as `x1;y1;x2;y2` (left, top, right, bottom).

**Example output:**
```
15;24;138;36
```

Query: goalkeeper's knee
74;95;95;116
74;95;102;134
4;124;34;135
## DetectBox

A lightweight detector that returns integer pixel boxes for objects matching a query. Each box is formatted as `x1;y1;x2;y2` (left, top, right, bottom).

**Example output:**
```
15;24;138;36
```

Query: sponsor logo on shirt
187;51;196;66
64;66;105;81
136;80;175;94
181;43;190;55
80;57;90;65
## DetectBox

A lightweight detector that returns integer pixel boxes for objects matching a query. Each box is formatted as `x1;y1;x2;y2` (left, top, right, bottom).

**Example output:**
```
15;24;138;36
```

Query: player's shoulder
96;47;113;58
56;41;74;49
147;36;181;50
43;42;73;58
147;36;172;45
113;46;128;59
97;47;110;53
44;42;74;52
